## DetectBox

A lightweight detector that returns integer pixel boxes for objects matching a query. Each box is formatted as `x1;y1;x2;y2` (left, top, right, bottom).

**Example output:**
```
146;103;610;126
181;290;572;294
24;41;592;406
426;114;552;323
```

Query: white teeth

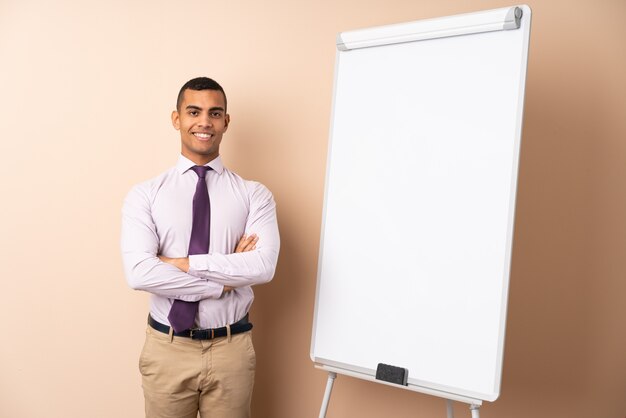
194;133;212;138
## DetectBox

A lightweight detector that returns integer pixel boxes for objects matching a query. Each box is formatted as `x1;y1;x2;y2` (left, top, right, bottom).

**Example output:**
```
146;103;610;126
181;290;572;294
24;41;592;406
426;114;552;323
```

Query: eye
210;112;223;118
188;110;199;116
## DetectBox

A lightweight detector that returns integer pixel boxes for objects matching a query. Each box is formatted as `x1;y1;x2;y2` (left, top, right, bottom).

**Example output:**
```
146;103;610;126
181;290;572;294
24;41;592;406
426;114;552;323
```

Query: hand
221;234;259;296
158;255;189;272
235;233;259;253
159;234;259;295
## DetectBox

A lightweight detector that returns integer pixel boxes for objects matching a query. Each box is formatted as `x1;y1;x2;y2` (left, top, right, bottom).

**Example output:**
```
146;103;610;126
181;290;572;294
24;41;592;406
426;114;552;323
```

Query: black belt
148;314;252;340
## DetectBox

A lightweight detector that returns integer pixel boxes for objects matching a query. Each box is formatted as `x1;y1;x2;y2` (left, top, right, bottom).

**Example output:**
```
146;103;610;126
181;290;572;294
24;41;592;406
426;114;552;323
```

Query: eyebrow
185;105;225;112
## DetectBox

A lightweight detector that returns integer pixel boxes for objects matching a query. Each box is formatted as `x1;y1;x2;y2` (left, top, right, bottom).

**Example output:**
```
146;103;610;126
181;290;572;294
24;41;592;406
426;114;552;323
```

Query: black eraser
375;363;408;386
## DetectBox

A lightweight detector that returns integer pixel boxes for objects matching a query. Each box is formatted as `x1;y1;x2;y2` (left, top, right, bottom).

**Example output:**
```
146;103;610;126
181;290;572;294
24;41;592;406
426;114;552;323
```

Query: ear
223;114;230;132
171;110;180;130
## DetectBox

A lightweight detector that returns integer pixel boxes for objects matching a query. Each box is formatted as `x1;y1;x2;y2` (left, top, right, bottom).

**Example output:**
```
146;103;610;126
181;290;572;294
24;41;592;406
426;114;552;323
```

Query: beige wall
1;0;624;417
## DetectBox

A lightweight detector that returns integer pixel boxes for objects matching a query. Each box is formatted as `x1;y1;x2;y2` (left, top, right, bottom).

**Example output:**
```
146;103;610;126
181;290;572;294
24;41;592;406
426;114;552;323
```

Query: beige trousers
139;326;256;418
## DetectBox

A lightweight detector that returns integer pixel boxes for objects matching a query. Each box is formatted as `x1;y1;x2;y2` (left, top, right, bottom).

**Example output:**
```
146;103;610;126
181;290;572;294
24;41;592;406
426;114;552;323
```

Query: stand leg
446;399;454;418
319;372;337;418
470;404;480;418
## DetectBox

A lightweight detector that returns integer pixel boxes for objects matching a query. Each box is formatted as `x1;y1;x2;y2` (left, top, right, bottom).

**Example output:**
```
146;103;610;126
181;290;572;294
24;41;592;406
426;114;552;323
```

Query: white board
311;5;531;403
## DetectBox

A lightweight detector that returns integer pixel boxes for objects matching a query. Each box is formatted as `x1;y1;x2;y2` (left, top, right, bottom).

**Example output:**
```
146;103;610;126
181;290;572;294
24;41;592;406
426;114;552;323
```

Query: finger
240;234;256;249
242;235;259;252
235;234;248;252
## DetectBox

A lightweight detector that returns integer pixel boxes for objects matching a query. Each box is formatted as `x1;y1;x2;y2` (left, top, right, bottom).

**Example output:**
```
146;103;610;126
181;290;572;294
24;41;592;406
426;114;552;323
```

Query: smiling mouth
193;132;213;140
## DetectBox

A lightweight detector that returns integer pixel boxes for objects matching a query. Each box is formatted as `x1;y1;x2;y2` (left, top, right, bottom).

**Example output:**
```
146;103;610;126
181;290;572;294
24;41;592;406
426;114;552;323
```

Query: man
121;77;280;418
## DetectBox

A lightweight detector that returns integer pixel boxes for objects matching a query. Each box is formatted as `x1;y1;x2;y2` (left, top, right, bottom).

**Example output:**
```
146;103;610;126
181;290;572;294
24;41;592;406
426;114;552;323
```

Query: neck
183;153;219;166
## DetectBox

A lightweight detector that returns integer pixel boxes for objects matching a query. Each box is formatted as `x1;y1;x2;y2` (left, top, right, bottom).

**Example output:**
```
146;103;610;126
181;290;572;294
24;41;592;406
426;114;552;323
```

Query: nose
198;112;213;127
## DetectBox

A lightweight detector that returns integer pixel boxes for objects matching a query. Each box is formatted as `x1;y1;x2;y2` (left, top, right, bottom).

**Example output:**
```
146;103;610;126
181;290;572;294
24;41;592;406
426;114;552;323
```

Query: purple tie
168;165;212;332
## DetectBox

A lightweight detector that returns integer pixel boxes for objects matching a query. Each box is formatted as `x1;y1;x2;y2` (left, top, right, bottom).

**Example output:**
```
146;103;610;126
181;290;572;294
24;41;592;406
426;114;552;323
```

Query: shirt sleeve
187;182;280;288
121;184;224;301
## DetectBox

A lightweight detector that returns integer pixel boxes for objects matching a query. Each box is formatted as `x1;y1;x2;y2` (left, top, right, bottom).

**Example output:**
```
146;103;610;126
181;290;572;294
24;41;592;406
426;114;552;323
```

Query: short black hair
176;77;227;111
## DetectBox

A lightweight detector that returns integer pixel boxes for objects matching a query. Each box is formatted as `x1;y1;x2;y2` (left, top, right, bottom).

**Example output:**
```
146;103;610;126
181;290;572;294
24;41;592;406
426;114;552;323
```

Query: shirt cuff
189;254;209;272
173;279;223;301
202;280;224;300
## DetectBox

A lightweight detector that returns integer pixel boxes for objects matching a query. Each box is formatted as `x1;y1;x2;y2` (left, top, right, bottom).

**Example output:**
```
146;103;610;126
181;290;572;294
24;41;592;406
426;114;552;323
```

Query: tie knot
191;165;212;178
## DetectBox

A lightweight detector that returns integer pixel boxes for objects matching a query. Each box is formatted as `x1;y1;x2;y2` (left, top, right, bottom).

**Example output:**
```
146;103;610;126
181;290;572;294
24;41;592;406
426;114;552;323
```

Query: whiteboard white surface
311;5;531;403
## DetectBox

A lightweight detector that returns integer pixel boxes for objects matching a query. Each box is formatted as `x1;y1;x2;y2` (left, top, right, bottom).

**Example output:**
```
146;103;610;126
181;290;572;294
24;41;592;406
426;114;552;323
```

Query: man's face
172;89;230;165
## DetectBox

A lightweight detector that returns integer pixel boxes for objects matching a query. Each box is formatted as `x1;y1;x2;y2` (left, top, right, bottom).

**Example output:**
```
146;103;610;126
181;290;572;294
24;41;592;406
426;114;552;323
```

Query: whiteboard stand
446;399;454;418
446;400;482;418
317;373;483;418
318;371;337;418
316;364;484;417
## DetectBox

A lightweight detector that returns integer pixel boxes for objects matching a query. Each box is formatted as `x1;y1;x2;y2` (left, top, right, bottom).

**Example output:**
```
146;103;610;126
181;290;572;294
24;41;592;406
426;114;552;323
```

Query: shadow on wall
500;37;623;415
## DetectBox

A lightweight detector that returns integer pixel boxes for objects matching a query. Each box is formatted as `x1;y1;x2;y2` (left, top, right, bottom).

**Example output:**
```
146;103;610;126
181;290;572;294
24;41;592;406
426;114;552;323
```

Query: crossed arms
121;182;280;302
158;234;258;294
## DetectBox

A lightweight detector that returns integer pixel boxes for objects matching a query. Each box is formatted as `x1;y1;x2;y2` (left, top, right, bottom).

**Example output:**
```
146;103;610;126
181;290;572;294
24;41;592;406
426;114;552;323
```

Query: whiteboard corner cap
504;6;523;29
336;33;348;51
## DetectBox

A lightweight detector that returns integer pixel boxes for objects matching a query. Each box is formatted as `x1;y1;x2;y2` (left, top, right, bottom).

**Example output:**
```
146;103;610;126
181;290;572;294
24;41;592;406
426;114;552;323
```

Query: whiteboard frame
311;4;532;405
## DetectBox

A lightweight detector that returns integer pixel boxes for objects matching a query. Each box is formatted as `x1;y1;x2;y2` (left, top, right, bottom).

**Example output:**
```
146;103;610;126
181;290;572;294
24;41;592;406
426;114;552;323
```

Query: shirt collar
176;154;225;175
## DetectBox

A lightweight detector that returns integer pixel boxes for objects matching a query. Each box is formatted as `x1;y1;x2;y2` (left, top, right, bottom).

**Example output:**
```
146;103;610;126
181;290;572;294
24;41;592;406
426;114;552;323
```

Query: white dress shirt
121;155;280;329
